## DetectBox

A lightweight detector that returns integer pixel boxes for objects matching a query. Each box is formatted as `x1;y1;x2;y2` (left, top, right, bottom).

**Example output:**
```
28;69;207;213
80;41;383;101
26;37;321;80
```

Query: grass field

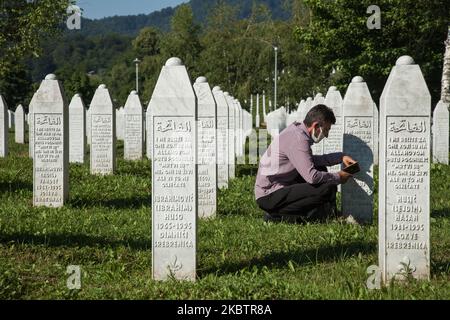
0;131;449;300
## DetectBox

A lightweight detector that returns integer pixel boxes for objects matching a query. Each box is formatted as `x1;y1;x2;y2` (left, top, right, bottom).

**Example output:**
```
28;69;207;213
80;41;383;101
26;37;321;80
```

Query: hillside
77;0;291;36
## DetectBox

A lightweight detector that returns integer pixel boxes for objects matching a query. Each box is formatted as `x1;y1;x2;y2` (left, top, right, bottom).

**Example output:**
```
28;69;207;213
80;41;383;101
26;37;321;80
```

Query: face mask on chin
312;126;325;143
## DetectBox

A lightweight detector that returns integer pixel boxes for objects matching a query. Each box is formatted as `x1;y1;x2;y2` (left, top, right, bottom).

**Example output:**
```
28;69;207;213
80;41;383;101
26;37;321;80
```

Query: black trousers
256;167;338;219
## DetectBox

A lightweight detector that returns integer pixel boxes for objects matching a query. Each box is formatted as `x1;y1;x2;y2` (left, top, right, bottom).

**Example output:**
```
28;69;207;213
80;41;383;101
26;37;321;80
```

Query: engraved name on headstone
342;76;374;225
33;74;69;207
193;77;217;219
90;84;116;175
379;56;431;283
151;58;197;281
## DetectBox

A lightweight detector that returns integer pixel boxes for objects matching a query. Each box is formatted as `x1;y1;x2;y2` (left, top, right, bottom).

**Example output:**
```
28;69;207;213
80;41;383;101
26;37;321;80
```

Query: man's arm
313;152;344;167
287;141;341;185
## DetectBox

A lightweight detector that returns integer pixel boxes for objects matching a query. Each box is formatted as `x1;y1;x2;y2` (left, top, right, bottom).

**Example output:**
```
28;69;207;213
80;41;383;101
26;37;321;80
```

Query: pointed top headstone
165;57;183;66
195;76;207;84
396;55;415;65
45;74;57;80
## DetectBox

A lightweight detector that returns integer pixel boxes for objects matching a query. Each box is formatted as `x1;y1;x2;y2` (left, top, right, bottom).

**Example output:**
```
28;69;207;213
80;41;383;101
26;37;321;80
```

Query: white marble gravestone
224;92;236;179
116;107;125;141
255;93;260;129
8;110;14;129
86;107;92;145
0;95;8;157
33;74;69;207
15;105;25;144
69;94;86;163
29;93;36;159
323;87;343;174
342;76;374;224
146;106;152;159
374;103;380;165
432;101;449;164
212;87;229;189
124;91;144;160
90;84;116;175
379;56;431;283
150;57;197;281
193;77;217;219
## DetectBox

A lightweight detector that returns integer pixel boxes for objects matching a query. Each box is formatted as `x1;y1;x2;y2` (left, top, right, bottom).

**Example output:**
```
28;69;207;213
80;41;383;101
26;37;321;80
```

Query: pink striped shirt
255;122;343;200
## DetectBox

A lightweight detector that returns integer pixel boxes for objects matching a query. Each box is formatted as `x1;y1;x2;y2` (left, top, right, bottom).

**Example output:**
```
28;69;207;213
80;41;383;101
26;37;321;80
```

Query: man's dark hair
304;104;336;127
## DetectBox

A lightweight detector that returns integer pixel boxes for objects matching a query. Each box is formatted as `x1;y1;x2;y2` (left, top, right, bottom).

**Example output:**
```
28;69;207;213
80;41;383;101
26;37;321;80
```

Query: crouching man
255;104;356;223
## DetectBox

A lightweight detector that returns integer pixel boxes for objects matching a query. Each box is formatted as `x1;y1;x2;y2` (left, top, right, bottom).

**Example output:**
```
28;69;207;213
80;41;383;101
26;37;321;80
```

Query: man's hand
338;170;353;184
343;155;357;167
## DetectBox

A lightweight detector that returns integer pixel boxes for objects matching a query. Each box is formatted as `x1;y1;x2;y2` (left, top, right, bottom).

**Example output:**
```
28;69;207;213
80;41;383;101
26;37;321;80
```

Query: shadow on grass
68;194;150;209
432;209;450;218
0;180;33;193
199;241;376;277
0;232;151;251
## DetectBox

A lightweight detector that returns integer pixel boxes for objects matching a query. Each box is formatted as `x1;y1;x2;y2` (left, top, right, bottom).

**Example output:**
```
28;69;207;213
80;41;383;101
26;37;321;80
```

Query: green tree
295;0;450;102
0;0;70;107
160;4;202;76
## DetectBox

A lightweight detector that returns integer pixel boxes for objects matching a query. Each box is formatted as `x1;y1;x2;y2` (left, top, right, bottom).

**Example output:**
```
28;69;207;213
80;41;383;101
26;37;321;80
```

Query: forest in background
1;0;449;110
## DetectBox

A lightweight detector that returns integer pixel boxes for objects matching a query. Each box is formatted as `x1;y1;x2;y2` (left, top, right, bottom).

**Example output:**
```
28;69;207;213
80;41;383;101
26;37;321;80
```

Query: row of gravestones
263;56;450;284
1;56;449;284
0;66;253;212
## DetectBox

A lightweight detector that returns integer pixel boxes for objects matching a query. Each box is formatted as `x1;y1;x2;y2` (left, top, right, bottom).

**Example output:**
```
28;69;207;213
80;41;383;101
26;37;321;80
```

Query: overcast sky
76;0;189;19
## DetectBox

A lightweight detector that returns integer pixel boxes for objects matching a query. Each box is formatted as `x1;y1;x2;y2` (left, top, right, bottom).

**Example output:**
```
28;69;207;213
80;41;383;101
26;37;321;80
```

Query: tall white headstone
379;56;431;283
146;106;152;159
124;91;144;160
15;105;25;144
151;57;197;281
213;87;229;189
69;94;86;164
8;110;14;129
29;94;36;158
432;101;449;164
0;95;8;157
86;107;92;145
33;74;69;207
342;76;374;224
255;93;260;129
193;77;217;219
323;87;343;174
90;84;116;175
224;92;236;179
374;103;380;165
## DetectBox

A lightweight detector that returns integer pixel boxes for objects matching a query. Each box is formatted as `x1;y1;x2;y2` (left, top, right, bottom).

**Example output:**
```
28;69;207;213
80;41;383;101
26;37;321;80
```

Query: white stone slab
342;76;374;224
193;77;217;219
379;55;431;283
212;87;229;189
0;95;9;157
15;105;25;144
146;107;152;159
29;93;37;158
86;107;91;145
69;94;86;163
432;101;449;164
32;74;69;207
373;103;380;165
8;110;14;129
150;57;197;281
124;91;144;160
224;92;236;179
90;84;116;175
323;87;343;174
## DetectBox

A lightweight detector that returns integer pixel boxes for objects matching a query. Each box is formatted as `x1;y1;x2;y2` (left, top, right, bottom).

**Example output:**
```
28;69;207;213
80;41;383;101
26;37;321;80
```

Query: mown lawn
0;131;449;299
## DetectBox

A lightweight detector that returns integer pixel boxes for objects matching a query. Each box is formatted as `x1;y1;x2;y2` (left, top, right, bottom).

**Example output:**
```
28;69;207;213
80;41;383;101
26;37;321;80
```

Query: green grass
0;130;449;299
